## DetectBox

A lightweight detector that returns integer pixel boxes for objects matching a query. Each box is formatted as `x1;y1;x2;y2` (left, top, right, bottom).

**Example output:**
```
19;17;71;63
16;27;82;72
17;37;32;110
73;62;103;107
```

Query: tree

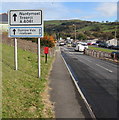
77;33;87;40
40;35;56;48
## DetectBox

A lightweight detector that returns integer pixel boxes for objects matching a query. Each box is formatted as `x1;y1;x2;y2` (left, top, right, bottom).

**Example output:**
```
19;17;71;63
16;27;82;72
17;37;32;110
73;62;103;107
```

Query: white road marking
84;59;92;63
77;56;92;63
61;54;96;119
96;64;113;73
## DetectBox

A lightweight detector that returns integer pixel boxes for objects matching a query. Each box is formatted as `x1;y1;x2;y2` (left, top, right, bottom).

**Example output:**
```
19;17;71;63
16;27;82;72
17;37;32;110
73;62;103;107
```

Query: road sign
9;10;42;26
9;27;42;37
8;9;43;78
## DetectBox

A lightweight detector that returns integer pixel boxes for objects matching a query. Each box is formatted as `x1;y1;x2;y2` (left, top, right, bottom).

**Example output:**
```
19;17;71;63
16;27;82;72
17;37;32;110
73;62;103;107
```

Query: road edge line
60;51;96;119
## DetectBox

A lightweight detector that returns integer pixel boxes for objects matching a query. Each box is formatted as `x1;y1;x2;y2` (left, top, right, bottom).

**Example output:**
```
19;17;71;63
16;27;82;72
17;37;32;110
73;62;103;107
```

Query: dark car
113;45;119;50
98;43;105;47
108;45;115;49
98;43;109;48
111;51;119;60
72;43;77;47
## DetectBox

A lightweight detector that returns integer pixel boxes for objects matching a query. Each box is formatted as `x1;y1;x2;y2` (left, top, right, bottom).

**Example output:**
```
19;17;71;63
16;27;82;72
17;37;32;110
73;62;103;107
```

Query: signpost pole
38;38;41;78
14;38;18;70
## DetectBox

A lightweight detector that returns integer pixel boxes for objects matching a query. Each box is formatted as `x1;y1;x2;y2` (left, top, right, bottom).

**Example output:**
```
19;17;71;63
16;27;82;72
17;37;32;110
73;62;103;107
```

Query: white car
74;43;88;52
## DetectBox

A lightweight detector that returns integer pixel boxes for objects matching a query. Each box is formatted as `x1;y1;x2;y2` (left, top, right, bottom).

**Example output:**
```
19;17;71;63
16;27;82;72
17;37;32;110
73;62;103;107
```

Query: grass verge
89;46;117;53
2;43;54;118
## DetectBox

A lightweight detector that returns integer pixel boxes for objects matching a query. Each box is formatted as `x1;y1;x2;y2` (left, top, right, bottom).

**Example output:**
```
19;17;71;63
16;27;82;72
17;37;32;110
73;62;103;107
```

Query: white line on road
84;59;92;63
77;56;92;63
61;54;96;119
96;64;113;73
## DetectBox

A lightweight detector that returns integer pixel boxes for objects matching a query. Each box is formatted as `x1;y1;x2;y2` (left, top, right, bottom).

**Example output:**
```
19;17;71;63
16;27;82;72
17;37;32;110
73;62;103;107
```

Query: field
89;46;117;53
2;43;54;118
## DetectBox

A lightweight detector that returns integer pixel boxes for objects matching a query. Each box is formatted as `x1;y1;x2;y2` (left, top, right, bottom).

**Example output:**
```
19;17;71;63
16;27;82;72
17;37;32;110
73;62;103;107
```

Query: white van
74;43;88;52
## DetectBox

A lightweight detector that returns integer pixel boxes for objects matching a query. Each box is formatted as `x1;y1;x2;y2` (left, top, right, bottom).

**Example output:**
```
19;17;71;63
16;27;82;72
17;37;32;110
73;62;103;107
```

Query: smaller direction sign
9;27;42;38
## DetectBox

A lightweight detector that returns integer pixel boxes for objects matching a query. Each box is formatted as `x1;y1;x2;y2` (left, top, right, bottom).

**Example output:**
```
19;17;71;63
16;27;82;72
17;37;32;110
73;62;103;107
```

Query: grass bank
2;43;54;118
89;46;117;53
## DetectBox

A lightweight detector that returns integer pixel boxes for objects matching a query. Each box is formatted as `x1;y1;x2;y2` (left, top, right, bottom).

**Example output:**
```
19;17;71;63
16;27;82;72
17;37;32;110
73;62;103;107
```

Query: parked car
111;51;119;60
72;43;77;47
74;43;88;52
98;43;104;47
108;45;115;49
98;42;109;48
87;43;92;45
113;45;119;50
92;43;97;45
59;42;65;46
67;43;72;47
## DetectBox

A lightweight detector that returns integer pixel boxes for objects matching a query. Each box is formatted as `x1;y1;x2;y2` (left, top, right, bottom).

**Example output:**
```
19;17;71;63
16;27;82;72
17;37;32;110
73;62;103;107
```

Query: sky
1;0;118;22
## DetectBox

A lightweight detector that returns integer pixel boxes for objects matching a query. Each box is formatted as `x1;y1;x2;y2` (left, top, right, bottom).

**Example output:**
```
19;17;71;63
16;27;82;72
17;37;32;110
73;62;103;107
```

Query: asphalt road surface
60;46;118;119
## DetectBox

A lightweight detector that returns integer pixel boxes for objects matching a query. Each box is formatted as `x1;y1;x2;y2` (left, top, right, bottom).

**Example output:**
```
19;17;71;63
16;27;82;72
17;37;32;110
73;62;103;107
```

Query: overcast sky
1;0;118;22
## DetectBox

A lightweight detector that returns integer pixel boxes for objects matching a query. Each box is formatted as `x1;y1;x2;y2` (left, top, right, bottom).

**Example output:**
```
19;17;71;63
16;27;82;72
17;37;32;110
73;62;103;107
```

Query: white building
106;39;117;46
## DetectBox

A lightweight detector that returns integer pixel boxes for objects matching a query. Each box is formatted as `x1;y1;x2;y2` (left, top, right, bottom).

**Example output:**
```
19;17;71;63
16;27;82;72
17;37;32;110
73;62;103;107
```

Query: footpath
49;47;91;118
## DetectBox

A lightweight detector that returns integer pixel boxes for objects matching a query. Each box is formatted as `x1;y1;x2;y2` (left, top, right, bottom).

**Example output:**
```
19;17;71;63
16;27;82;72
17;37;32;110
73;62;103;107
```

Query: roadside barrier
84;49;116;61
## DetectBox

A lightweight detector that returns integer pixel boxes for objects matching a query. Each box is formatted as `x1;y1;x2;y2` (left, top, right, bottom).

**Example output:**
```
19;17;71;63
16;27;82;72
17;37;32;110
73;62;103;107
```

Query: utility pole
115;26;117;39
73;24;76;42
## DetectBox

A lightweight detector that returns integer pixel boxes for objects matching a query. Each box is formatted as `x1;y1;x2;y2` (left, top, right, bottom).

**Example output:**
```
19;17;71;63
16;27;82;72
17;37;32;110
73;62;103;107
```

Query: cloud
1;2;81;20
38;2;70;20
96;2;117;17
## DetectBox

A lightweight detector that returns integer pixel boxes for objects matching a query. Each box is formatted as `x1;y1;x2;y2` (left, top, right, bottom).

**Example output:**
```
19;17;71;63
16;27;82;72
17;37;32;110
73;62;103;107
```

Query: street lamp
73;24;76;42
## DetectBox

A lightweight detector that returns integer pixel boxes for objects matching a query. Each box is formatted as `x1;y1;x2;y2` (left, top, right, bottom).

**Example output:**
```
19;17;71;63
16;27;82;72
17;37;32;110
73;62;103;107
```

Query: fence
84;49;118;61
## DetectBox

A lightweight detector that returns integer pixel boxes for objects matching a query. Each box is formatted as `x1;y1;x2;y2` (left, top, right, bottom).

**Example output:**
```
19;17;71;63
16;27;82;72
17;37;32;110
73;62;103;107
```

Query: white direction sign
9;10;42;26
9;27;42;37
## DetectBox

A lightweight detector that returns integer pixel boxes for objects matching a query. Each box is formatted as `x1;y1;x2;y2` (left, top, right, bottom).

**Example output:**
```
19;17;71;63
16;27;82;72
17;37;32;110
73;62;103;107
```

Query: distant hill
44;20;119;40
1;13;119;40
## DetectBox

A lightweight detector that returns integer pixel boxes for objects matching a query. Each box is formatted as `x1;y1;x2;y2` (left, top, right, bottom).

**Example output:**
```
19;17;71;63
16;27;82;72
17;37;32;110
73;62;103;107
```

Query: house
0;13;8;24
86;39;98;44
106;39;117;46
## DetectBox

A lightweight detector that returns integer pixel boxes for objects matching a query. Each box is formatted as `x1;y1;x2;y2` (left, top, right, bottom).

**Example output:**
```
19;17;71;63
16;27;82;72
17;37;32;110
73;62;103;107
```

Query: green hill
2;43;54;118
44;20;119;40
1;19;118;40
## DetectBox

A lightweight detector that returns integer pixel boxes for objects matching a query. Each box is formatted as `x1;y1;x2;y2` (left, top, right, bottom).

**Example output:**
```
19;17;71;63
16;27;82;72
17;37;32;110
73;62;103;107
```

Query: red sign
44;47;49;54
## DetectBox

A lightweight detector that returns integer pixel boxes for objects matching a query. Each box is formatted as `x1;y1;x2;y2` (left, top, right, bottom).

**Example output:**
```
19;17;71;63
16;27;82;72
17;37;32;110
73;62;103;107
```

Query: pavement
49;47;91;118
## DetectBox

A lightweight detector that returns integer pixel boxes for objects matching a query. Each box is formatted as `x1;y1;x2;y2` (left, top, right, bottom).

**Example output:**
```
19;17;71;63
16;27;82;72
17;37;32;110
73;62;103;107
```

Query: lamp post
73;24;76;42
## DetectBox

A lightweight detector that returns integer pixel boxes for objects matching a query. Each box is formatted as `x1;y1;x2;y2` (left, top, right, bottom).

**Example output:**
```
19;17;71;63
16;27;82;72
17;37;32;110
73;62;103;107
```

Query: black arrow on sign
13;29;16;35
13;13;17;21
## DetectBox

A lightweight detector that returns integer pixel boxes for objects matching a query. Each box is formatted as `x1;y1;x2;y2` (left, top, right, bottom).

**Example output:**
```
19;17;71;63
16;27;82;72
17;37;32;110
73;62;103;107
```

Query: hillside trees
77;32;87;40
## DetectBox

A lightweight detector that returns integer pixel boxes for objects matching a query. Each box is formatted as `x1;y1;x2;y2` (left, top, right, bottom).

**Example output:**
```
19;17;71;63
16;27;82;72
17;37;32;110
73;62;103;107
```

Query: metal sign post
8;9;43;78
38;38;41;78
14;38;18;70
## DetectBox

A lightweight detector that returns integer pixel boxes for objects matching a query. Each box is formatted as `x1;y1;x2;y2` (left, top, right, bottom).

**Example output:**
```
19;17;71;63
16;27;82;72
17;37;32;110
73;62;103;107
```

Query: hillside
2;43;54;118
44;20;119;40
1;13;119;40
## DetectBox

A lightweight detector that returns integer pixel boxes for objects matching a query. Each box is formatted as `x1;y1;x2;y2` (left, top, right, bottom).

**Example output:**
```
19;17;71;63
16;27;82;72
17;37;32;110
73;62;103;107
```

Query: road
60;46;118;119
